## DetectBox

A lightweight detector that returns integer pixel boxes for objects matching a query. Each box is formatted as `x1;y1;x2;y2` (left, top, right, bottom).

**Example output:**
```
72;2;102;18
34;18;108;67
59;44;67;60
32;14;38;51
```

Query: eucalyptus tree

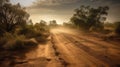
71;5;109;31
0;2;29;33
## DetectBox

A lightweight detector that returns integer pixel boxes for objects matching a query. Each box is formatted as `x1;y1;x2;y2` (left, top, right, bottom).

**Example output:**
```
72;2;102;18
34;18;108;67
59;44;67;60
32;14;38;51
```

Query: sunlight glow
10;0;35;6
29;14;70;24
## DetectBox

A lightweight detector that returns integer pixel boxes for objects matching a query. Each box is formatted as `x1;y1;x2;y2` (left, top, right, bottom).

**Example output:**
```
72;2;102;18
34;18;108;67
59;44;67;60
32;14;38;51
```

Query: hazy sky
10;0;120;24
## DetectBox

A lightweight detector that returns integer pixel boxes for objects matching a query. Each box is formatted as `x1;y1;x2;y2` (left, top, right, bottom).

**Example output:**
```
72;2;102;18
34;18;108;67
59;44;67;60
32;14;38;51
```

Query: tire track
65;33;119;49
51;33;90;67
61;33;118;67
54;33;104;67
51;34;69;67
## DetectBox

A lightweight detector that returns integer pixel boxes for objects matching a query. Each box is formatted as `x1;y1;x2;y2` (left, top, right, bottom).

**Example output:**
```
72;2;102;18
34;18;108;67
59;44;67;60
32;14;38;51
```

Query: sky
10;0;120;24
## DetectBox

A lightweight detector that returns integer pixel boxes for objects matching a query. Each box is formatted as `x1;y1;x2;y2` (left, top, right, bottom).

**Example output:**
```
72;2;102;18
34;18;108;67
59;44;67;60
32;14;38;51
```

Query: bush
115;22;120;35
5;40;38;51
18;25;45;38
101;29;112;34
0;38;7;49
35;36;46;43
5;39;25;50
1;33;38;51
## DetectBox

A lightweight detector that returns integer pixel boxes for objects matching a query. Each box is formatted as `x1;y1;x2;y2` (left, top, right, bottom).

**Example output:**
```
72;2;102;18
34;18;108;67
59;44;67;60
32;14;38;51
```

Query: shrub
6;40;38;51
0;37;7;49
101;29;112;34
35;36;46;43
1;33;38;51
114;22;120;35
18;25;44;38
5;39;25;50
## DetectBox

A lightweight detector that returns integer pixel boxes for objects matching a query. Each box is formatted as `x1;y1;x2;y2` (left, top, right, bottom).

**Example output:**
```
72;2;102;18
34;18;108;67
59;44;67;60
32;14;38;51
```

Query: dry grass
0;33;38;51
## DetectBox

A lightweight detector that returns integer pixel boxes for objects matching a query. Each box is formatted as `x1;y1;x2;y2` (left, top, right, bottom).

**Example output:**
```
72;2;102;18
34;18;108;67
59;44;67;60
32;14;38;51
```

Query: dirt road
15;28;120;67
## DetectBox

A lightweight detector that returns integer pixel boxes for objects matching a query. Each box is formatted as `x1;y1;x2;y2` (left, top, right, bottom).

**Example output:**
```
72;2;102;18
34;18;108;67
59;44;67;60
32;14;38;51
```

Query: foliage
49;20;58;27
104;22;120;35
0;2;29;34
0;0;9;6
0;1;49;53
114;21;120;35
0;33;38;51
71;5;109;31
16;20;49;42
104;22;114;28
34;20;49;32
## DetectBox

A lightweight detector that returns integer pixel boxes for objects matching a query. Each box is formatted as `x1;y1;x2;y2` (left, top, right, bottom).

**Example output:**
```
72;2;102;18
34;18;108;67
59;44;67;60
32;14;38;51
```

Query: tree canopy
0;2;29;33
49;20;58;27
71;5;109;31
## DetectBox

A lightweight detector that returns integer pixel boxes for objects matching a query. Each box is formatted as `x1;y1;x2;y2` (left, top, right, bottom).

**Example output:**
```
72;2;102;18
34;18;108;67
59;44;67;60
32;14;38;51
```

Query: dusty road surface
15;28;120;67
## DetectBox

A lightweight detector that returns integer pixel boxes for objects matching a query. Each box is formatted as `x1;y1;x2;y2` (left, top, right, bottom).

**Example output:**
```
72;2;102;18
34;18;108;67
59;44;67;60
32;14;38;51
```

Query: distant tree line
63;5;120;35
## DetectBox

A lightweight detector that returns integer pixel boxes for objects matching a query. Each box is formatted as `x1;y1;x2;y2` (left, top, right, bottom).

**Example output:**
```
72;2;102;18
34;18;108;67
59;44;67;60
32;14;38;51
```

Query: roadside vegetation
0;0;50;66
63;5;120;41
0;0;49;51
49;20;59;28
0;0;120;66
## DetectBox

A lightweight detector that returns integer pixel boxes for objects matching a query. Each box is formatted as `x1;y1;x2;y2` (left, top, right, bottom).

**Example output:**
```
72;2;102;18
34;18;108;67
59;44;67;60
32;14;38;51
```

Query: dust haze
0;0;120;67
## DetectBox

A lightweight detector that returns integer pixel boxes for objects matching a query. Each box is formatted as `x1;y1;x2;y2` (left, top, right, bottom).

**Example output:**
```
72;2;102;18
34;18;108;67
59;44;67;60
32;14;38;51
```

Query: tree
39;20;47;27
34;20;48;32
49;20;58;27
0;0;9;6
71;5;109;31
27;19;33;25
0;2;29;33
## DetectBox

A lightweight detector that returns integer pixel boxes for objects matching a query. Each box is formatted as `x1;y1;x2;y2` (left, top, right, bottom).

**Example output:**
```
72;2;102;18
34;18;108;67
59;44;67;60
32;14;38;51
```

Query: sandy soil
15;28;120;67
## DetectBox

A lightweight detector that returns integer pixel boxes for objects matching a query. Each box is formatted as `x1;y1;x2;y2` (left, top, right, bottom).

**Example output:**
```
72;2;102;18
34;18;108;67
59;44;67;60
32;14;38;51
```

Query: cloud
102;0;120;4
94;0;120;5
98;0;120;22
27;0;80;15
27;0;120;23
32;0;80;6
28;0;81;9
